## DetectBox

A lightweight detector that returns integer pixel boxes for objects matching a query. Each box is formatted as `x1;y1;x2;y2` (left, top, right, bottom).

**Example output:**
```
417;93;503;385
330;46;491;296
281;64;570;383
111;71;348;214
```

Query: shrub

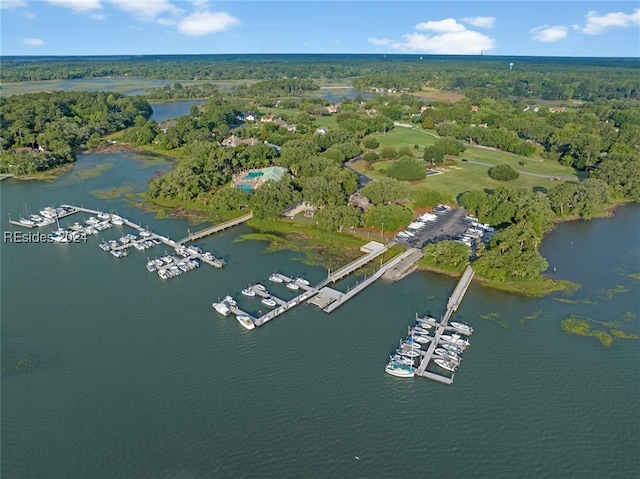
362;136;379;149
489;164;519;181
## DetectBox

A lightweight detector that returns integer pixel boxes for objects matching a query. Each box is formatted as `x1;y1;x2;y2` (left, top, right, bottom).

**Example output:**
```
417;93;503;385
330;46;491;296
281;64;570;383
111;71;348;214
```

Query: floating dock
413;264;475;384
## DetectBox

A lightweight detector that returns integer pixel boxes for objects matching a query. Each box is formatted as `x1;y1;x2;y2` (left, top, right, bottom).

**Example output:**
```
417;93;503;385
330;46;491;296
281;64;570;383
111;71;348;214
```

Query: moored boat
286;282;300;290
434;357;457;372
261;297;277;307
241;288;256;296
385;362;415;378
236;315;255;330
450;321;474;335
223;295;237;307
268;273;284;283
212;302;231;316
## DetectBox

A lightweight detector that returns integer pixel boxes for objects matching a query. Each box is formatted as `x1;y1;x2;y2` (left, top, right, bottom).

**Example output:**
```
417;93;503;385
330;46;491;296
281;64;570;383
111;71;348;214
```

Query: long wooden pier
59;205;228;269
415;264;475;383
322;248;422;313
177;212;253;244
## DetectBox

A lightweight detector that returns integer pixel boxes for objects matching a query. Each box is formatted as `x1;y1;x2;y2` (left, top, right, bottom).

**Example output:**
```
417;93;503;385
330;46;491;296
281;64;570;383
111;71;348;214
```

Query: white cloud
46;0;102;14
106;0;181;23
531;25;568;43
416;19;466;33
22;37;44;46
573;9;640;35
385;18;495;54
1;0;27;9
462;16;495;28
190;0;209;9
367;37;393;46
177;10;240;36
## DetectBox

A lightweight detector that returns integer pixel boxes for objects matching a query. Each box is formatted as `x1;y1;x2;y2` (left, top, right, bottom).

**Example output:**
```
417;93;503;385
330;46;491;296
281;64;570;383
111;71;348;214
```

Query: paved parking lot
395;206;476;248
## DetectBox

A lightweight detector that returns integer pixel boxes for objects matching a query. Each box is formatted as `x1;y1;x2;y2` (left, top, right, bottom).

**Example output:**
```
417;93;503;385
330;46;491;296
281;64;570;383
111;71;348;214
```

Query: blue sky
1;1;639;57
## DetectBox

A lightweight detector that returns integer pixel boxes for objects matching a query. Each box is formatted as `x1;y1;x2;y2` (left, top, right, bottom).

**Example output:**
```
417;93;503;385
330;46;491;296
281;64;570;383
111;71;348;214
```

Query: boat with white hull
449;321;474;336
236;315;255;330
212;302;231;316
268;274;284;283
385;362;415;378
434;357;457;372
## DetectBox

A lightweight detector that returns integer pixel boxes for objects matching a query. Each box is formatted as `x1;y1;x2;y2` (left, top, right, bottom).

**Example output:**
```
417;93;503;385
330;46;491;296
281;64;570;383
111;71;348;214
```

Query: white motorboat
434;357;457;372
139;230;152;237
296;277;310;286
50;229;69;243
222;295;237;307
434;347;460;362
268;274;284;283
146;261;156;272
111;216;124;226
99;242;111;252
399;345;422;357
409;334;431;344
286;282;300;290
450;321;474;335
391;354;415;366
19;217;36;227
261;297;277;307
236;315;255;330
440;334;470;349
241;288;256;296
97;212;111;220
385;362;415;378
441;343;463;355
253;283;267;292
396;348;421;358
212;302;231;316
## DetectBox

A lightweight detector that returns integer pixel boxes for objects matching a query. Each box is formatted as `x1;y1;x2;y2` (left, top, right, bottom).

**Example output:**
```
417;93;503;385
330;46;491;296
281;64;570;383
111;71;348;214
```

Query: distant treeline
2;54;639;101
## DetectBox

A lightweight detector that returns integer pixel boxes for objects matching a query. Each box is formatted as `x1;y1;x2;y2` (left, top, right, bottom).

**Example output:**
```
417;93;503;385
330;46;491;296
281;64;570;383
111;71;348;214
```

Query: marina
8;204;229;275
386;264;476;384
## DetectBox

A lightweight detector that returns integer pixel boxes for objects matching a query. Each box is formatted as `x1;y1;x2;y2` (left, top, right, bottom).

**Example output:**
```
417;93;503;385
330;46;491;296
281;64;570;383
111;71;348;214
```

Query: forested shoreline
1;55;638;294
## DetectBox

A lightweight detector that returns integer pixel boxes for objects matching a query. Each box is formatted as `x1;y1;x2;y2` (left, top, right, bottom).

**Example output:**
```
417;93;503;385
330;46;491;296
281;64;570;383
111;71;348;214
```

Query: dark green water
1;153;639;478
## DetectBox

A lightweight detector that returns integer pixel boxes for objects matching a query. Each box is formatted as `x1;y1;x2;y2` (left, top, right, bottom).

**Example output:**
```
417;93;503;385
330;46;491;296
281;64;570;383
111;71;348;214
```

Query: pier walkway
323;248;422;313
59;205;227;269
177;212;253;245
415;264;474;383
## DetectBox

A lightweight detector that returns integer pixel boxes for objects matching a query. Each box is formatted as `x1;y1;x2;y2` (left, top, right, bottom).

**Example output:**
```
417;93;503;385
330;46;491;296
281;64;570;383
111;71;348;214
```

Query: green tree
488;164;519;181
423;145;445;165
385;156;426;181
361;177;410;206
315;205;362;232
249;179;299;219
362;136;379;149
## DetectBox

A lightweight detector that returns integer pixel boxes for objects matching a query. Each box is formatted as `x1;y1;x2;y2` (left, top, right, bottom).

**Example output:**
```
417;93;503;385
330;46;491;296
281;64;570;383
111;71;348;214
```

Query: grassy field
365;125;580;197
352;157;576;198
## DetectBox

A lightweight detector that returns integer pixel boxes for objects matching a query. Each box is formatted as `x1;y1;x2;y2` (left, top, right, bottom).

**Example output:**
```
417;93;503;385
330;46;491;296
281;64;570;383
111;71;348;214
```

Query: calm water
150;100;207;123
1;153;638;478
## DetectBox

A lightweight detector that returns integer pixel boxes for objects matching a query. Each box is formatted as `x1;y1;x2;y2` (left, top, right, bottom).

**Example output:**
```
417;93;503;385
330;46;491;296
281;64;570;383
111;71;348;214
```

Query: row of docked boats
212;295;257;330
385;315;474;378
268;273;310;290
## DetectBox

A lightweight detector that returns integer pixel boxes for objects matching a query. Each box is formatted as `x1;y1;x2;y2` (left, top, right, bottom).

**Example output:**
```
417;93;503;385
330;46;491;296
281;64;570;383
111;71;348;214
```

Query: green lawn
353;156;577;199
369;125;580;186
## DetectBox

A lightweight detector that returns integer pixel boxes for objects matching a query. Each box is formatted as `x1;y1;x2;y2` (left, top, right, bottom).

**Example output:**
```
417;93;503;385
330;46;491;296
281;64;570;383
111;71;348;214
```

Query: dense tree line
0;91;151;174
5;55;636;101
144;82;219;100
